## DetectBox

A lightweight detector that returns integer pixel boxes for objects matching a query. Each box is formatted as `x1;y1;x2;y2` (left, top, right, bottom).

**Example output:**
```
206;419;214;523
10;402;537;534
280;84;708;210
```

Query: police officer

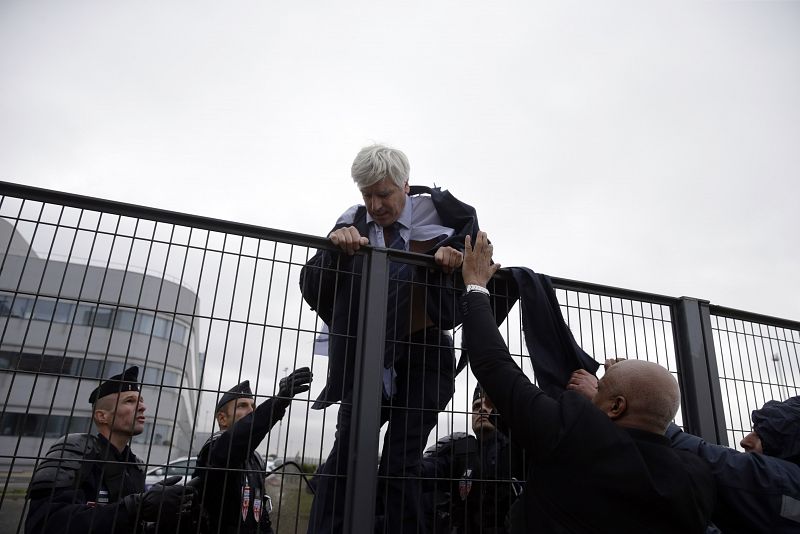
669;396;800;533
26;366;194;534
422;384;525;533
195;367;312;534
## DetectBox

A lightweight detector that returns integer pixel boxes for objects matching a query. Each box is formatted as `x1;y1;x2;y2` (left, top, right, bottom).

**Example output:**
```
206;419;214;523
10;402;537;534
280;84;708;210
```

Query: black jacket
462;291;716;533
299;185;479;408
194;398;287;534
463;266;599;395
422;431;525;533
26;433;146;534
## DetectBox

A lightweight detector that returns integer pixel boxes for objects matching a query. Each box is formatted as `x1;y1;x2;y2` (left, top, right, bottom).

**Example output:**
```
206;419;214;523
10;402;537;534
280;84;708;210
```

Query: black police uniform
423;428;524;532
26;432;147;534
194;373;311;534
25;366;189;534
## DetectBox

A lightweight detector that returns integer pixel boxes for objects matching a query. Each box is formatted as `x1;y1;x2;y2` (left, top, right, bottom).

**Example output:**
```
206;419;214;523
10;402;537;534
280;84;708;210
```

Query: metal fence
0;181;797;533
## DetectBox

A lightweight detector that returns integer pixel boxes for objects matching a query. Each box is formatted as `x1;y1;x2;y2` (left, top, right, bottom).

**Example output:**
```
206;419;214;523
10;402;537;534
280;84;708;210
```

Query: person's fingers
342;228;356;254
329;227;366;255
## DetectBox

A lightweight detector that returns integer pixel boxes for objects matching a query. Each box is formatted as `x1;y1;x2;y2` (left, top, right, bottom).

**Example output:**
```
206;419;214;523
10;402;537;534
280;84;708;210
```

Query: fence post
343;248;389;532
673;297;728;445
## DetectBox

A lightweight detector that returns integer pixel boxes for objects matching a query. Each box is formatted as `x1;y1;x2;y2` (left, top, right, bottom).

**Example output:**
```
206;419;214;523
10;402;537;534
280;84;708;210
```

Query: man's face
219;397;255;430
740;431;763;454
471;395;497;437
105;391;146;438
360;177;409;227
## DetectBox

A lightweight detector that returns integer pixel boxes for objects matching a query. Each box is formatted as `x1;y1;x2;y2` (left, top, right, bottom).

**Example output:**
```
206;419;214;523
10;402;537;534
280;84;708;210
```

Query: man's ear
94;409;108;425
607;396;627;420
216;410;227;429
403;180;410;194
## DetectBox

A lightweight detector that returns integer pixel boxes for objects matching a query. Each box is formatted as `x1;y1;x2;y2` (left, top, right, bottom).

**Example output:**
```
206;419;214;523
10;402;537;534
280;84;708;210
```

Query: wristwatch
465;284;489;296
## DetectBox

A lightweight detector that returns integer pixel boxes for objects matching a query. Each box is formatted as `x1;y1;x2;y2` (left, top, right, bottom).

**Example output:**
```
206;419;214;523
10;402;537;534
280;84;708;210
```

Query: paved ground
0;494;28;533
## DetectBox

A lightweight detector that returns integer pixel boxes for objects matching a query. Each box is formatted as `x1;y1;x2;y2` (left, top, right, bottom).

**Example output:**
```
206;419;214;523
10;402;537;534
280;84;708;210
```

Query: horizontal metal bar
1;180;334;251
3;181;795;329
549;275;678;306
708;304;800;331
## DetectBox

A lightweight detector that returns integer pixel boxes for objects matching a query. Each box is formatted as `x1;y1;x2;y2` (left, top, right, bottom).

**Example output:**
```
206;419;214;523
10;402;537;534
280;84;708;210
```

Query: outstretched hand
462;232;500;288
278;367;313;398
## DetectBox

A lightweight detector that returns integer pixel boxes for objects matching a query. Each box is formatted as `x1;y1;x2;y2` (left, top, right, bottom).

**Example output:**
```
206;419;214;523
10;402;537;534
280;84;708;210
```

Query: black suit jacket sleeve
461;291;562;458
208;398;287;467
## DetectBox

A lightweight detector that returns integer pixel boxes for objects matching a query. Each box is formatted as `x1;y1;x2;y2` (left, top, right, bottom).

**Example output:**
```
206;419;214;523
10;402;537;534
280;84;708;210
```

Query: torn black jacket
299;185;479;409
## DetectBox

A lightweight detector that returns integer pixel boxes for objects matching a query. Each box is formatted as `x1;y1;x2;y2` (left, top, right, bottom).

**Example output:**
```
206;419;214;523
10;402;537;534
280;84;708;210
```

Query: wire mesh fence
0;181;798;533
709;310;800;451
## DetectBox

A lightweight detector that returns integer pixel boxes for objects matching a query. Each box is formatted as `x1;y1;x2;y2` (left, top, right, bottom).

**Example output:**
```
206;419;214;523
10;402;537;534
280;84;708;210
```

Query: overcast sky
2;0;798;320
2;1;798;456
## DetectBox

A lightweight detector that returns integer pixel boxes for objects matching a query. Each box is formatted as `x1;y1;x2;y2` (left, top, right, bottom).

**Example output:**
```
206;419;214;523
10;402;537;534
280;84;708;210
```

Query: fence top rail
548;276;678;307
709;304;800;332
2;180;795;329
0;180;334;251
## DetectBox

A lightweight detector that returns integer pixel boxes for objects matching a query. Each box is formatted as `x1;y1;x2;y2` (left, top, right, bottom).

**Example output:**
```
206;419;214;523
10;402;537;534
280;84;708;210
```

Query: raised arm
208;368;312;467
460;233;563;456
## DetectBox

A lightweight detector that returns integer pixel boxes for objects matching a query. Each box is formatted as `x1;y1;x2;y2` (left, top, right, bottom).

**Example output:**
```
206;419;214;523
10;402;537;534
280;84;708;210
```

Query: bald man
460;232;716;533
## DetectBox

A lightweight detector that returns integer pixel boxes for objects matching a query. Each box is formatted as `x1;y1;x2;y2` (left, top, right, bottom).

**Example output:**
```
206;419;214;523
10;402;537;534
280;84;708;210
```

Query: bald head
592;360;680;434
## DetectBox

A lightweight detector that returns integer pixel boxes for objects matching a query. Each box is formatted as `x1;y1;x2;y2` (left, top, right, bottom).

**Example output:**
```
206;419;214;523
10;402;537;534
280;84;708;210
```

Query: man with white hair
459;231;716;532
301;144;479;533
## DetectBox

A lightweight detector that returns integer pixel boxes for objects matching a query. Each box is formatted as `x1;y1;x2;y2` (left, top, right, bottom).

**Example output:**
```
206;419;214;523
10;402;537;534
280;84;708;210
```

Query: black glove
123;475;195;524
277;367;313;399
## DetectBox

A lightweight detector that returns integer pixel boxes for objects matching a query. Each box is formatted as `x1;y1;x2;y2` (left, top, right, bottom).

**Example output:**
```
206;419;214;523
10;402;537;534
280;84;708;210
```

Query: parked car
144;456;197;489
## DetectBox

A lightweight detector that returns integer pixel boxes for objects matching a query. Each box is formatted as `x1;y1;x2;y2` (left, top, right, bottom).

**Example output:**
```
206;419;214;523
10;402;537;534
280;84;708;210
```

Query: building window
93;306;115;328
0;292;32;318
53;301;76;323
115;309;136;331
0;412;92;438
163;370;181;387
31;299;56;322
0;293;192;345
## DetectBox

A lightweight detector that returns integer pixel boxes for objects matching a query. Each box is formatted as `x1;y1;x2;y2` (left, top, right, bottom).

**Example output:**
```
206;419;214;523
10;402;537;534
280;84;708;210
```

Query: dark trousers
308;328;455;534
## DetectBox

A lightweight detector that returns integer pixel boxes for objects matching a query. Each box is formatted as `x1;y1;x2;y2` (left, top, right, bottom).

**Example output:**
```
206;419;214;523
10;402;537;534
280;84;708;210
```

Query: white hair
351;144;410;189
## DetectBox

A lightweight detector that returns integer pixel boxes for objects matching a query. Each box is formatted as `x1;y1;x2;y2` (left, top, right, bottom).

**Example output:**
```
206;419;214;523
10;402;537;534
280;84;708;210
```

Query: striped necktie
384;222;405;252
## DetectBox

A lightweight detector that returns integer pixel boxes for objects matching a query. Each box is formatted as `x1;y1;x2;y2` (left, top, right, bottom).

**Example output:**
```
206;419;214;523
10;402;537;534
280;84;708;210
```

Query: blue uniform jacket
668;423;800;533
